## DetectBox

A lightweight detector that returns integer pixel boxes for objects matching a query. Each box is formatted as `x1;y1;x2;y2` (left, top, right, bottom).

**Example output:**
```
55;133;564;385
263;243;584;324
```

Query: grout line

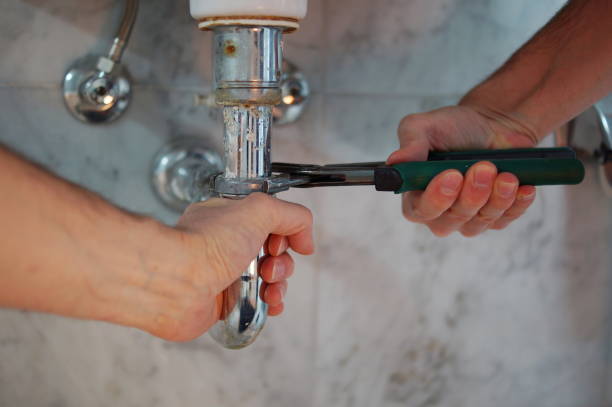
0;82;462;100
0;82;212;93
0;83;60;90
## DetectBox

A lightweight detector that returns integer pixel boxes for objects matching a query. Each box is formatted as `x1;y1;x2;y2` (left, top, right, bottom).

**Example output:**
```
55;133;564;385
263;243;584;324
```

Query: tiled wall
0;1;610;406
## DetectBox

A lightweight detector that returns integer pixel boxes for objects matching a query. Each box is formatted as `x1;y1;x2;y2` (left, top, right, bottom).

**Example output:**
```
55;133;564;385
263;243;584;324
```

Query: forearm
0;146;196;333
461;0;612;139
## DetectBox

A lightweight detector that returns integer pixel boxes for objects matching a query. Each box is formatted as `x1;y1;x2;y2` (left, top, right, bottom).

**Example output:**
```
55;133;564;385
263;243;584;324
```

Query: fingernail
271;262;285;281
280;284;287;301
474;165;495;188
440;172;462;196
498;181;517;198
518;190;536;201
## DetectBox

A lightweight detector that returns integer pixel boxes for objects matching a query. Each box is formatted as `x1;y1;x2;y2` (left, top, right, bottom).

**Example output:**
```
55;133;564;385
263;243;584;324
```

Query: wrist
84;212;202;335
459;97;542;148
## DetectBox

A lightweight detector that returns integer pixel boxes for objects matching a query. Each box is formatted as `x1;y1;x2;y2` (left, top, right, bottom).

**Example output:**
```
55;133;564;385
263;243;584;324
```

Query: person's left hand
387;105;538;237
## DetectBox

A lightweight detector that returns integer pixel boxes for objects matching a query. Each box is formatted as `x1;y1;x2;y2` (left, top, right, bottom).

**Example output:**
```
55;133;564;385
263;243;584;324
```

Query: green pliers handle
375;147;585;194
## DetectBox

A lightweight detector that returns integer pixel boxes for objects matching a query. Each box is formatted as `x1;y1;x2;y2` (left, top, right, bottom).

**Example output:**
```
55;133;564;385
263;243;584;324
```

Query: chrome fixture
62;0;138;124
152;24;292;348
208;25;283;349
192;59;310;126
273;60;310;125
556;95;612;196
594;97;612;196
154;15;307;347
151;138;223;212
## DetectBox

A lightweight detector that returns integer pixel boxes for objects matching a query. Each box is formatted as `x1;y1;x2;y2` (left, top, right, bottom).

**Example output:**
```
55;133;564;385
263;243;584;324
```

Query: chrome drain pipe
208;26;283;348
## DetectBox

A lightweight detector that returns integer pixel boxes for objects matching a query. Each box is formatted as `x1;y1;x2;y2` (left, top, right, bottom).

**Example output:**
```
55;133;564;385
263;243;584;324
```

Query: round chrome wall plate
63;55;132;124
273;60;310;125
151;137;224;212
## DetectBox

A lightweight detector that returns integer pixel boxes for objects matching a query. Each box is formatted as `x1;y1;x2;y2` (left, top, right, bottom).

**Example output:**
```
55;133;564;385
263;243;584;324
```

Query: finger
247;194;315;255
402;170;463;222
268;303;285;317
427;161;497;236
259;253;295;283
263;281;288;307
267;235;289;256
459;172;519;237
490;186;536;230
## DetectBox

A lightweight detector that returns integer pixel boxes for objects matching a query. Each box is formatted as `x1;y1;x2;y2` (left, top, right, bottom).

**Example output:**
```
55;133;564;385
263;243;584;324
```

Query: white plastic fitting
189;0;308;20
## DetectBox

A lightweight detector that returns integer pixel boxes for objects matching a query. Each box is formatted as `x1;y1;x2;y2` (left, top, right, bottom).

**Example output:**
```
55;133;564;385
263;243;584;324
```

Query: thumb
248;194;315;255
386;116;432;165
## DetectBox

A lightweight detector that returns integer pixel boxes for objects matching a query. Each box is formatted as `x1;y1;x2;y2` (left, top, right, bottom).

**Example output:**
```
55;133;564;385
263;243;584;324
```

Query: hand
143;193;314;341
387;105;540;237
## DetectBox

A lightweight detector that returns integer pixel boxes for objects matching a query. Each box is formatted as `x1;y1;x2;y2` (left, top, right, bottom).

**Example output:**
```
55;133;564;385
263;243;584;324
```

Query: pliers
271;147;585;194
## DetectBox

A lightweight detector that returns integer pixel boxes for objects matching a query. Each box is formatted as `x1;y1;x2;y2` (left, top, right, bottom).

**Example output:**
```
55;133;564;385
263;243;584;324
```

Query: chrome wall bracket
556;94;612;197
62;0;138;124
151;137;224;212
273;60;311;125
63;55;132;124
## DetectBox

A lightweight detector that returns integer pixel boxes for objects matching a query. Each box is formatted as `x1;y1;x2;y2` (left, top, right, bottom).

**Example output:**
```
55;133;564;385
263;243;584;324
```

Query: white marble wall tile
314;93;460;163
284;0;324;93
323;0;566;96
0;0;323;93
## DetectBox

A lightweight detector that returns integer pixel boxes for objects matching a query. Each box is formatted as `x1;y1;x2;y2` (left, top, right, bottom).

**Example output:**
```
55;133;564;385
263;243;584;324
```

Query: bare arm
462;0;612;139
389;0;612;237
0;146;313;341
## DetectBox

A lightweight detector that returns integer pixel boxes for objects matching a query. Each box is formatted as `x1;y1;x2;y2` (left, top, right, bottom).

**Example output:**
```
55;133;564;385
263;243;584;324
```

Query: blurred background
0;0;610;406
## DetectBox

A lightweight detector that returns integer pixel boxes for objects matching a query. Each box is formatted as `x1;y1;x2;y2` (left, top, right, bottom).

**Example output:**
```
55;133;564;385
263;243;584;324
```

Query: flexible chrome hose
108;0;139;62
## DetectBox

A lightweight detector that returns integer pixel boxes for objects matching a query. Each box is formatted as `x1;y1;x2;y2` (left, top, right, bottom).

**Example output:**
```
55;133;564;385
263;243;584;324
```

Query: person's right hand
387;105;541;237
140;193;314;342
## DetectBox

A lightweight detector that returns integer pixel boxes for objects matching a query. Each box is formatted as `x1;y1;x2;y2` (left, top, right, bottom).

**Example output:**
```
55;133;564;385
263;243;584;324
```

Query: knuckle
409;207;436;223
398;114;432;139
475;211;498;224
411;207;428;221
497;212;521;225
402;209;421;223
464;194;490;208
446;208;472;223
402;200;423;222
430;194;456;212
399;114;425;129
504;214;521;223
